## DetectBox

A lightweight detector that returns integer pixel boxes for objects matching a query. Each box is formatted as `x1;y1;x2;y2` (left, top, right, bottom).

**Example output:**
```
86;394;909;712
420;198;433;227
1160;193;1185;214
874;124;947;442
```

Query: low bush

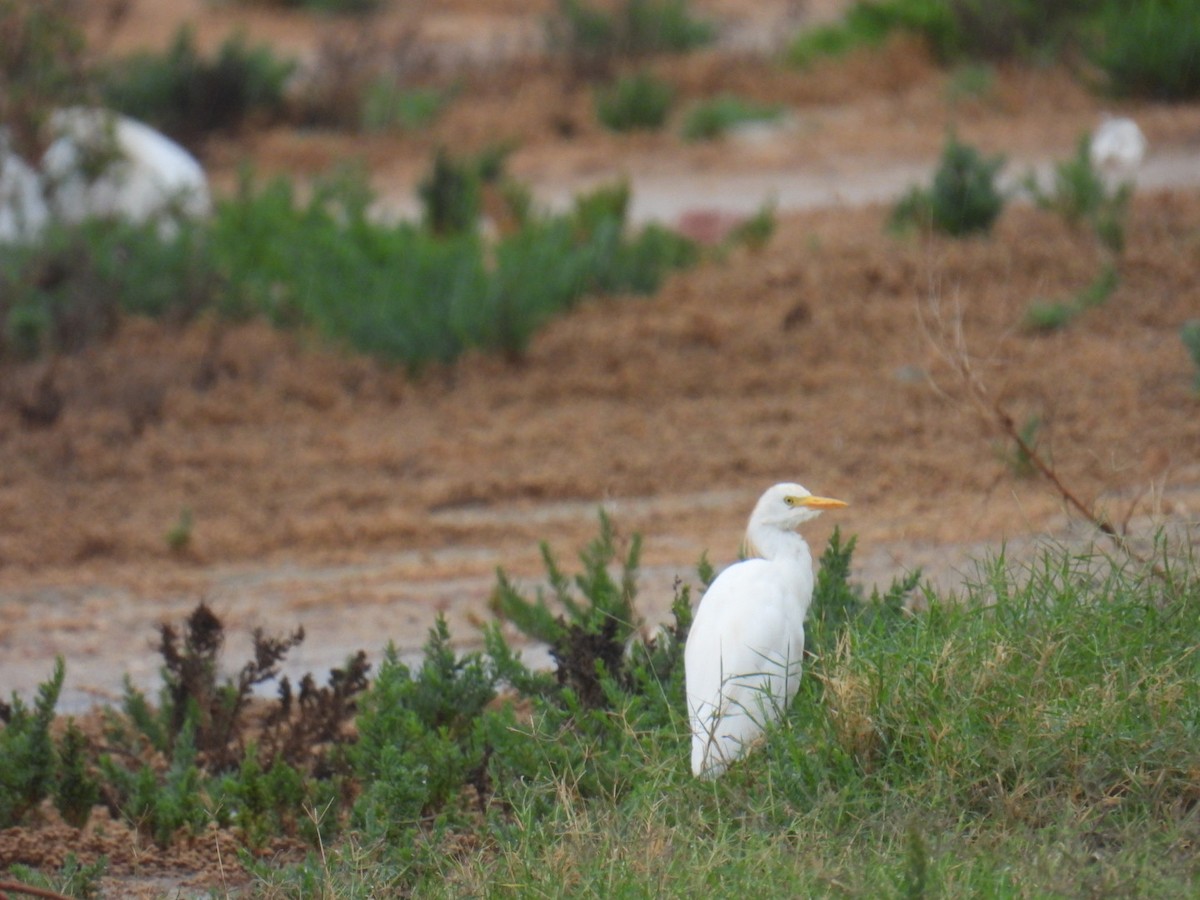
550;0;715;76
1024;133;1132;255
0;0;90;160
680;95;783;142
1;159;698;369
1090;1;1200;101
0;217;221;360
890;132;1005;237
594;70;674;132
100;27;294;147
1182;319;1200;392
361;83;448;133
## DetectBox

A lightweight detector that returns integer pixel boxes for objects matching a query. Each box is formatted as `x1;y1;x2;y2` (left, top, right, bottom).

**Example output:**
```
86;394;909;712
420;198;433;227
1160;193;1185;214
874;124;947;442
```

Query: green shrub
0;657;63;826
1182;319;1200;391
352;619;498;844
1024;133;1132;255
100;27;293;147
680;95;783;142
550;0;715;75
787;0;1097;68
0;217;221;359
1091;1;1200;100
0;0;89;160
417;148;483;236
1023;263;1119;333
3;853;107;900
594;71;674;132
785;1;903;67
361;83;448;133
891;133;1005;237
53;721;100;829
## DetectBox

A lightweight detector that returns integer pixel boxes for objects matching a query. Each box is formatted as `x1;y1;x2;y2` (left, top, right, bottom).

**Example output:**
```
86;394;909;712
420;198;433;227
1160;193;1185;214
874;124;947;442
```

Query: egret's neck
744;523;812;567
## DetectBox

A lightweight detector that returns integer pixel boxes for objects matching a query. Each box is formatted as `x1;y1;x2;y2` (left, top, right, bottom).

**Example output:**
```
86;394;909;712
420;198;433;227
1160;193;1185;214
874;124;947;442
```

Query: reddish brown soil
3;0;1200;892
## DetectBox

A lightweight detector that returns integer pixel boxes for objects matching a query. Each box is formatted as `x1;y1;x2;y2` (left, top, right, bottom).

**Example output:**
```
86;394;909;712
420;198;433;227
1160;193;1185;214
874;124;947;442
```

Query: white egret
41;107;211;229
0;135;48;244
1089;115;1147;178
685;482;847;778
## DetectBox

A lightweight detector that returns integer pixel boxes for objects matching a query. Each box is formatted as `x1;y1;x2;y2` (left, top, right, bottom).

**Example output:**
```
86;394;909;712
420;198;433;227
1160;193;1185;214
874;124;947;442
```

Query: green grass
550;0;715;73
1091;1;1200;100
0;159;698;369
360;83;449;133
890;132;1006;237
680;94;784;142
264;530;1200;896
100;26;293;148
594;70;675;132
1182;319;1200;392
4;520;1199;894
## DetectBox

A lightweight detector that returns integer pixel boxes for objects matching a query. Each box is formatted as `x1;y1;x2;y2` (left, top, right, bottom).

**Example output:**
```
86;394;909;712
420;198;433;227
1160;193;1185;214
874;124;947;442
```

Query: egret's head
751;482;848;531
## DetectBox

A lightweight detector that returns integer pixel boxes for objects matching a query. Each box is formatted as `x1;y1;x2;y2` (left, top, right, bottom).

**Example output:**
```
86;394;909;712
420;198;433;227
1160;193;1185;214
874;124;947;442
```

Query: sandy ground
2;0;1200;890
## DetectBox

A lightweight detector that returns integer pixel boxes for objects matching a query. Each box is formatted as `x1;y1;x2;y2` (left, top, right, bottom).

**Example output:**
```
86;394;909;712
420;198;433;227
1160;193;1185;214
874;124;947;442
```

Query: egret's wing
685;560;808;776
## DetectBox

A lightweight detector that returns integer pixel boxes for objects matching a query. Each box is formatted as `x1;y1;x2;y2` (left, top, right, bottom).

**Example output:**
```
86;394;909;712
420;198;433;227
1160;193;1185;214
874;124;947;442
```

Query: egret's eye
784;496;796;507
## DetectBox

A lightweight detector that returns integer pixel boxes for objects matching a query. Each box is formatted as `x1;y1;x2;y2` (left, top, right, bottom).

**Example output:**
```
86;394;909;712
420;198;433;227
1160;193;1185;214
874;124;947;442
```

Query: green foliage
806;527;920;657
53;721;100;829
97;602;365;847
944;62;995;102
788;0;1100;68
211;166;696;368
1023;263;1118;333
442;542;1199;896
1091;1;1200;100
100;27;293;147
1182;319;1200;392
680;95;783;142
891;133;1005;237
165;507;194;553
727;198;778;251
0;0;89;160
0;657;63;826
100;716;209;847
351;619;498;844
992;413;1042;476
1025;133;1132;255
594;71;674;132
492;511;641;653
4;853;107;900
361;83;448;133
550;0;715;75
0;217;221;359
210;747;329;849
784;1;901;67
417;148;483;236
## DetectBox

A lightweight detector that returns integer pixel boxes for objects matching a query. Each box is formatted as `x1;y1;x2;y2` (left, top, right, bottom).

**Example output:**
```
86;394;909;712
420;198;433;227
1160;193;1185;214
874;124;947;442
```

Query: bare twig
919;293;1164;573
0;880;76;900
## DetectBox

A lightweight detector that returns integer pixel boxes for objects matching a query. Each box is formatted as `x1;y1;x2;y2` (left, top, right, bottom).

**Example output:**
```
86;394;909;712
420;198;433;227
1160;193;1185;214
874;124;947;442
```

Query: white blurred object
0;133;49;244
41;108;211;228
1089;116;1147;177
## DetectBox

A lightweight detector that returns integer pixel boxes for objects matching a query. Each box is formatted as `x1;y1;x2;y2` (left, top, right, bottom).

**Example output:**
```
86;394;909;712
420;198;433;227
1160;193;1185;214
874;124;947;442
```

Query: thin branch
0;880;76;900
919;293;1163;573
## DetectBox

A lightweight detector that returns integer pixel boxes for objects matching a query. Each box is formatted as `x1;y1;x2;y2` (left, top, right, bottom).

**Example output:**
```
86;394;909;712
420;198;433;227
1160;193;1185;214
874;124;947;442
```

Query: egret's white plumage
1089;115;1147;177
0;135;49;244
41;108;211;228
685;482;846;778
